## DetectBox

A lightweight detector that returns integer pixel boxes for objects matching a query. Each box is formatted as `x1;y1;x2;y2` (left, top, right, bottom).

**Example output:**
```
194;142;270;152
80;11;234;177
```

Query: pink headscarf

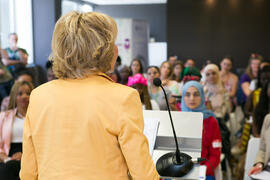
127;73;147;87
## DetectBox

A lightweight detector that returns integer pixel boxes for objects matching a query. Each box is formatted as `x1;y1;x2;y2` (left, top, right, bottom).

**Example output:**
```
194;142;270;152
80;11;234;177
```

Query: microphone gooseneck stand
153;78;193;177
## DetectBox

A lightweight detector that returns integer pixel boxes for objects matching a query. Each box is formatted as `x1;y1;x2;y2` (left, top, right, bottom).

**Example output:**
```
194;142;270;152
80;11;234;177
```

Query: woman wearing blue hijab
181;81;222;179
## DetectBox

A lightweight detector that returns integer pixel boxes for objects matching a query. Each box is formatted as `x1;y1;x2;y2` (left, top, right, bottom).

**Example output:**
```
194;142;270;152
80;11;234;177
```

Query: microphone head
153;78;162;87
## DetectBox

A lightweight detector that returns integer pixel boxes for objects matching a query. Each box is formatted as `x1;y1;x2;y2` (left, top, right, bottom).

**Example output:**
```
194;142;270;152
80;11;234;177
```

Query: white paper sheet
143;117;159;156
250;170;270;180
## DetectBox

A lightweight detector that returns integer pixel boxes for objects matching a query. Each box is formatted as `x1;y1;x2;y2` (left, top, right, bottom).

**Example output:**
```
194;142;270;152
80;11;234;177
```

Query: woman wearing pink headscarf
128;73;159;110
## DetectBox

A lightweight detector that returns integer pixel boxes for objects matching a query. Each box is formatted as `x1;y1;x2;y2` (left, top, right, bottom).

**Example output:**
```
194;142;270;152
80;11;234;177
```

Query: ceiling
82;0;167;5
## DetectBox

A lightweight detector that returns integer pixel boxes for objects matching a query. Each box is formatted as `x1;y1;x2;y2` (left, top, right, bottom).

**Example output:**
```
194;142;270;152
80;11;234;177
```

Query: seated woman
146;66;174;110
160;61;181;96
130;58;144;77
203;64;231;119
239;53;262;107
178;66;202;96
0;81;34;180
181;81;222;179
219;56;238;109
128;73;159;110
203;64;231;162
244;65;270;119
252;80;270;137
234;67;270;155
1;69;34;111
118;65;130;85
171;61;184;83
248;113;270;176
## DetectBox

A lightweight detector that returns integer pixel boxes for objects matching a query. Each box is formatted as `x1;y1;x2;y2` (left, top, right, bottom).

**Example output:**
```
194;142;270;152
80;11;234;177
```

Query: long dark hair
256;65;270;89
253;79;270;135
130;58;144;75
171;61;184;82
141;85;152;110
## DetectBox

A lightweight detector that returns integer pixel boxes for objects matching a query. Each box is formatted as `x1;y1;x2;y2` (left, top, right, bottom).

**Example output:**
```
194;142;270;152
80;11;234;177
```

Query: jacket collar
96;72;114;82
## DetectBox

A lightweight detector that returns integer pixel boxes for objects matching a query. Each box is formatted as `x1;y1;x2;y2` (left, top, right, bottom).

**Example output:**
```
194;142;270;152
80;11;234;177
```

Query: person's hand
0;152;9;162
248;163;263;176
0;69;5;75
18;50;28;65
11;152;22;161
169;96;178;111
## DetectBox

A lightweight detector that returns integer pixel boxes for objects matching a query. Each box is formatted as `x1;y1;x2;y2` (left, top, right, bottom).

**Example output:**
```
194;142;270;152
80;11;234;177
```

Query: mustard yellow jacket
20;73;159;180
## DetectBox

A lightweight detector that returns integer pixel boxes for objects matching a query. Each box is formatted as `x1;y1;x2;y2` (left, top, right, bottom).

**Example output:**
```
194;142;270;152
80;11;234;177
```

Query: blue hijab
181;81;216;119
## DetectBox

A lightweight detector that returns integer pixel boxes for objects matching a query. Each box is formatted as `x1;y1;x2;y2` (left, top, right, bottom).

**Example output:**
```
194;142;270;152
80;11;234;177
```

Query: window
0;0;33;64
62;0;93;15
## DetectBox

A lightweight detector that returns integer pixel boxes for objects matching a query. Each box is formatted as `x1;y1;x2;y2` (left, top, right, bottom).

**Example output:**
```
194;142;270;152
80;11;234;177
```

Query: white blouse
11;116;25;143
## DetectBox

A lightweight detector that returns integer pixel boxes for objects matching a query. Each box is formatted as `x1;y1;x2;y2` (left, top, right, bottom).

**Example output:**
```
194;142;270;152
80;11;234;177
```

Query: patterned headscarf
180;67;202;83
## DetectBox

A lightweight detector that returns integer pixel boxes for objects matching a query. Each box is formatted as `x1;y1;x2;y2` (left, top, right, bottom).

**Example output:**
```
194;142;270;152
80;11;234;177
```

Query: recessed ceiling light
83;0;167;5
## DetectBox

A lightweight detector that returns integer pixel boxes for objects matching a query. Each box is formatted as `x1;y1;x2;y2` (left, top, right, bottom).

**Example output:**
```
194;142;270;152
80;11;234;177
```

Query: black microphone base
156;152;193;177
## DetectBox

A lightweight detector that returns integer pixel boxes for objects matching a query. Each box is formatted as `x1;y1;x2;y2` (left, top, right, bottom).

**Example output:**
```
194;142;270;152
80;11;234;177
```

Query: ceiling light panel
83;0;167;5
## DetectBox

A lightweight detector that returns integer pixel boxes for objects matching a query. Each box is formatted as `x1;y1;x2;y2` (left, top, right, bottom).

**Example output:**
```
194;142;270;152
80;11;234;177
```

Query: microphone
153;78;193;177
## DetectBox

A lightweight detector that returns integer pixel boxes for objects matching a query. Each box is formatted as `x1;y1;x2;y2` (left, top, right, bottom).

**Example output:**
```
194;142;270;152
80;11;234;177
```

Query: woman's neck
221;69;229;75
160;75;167;81
10;45;17;51
252;71;257;78
17;107;27;118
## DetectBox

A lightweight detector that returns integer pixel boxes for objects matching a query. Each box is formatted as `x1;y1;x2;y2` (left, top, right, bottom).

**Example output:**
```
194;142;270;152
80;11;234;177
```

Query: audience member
147;66;172;110
130;58;144;76
252;80;270;137
180;66;202;83
178;66;202;95
203;64;231;164
1;69;33;111
1;33;28;75
168;55;178;66
128;73;159;110
248;114;270;176
118;65;130;85
160;61;180;96
244;66;270;119
115;56;122;69
0;59;13;104
184;59;195;67
239;53;262;106
107;69;120;83
46;61;56;81
171;61;184;83
0;81;34;180
203;64;231;118
220;56;239;101
181;81;221;179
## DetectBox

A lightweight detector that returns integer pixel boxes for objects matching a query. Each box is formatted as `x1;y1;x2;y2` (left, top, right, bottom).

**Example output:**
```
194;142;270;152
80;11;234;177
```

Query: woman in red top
181;81;222;179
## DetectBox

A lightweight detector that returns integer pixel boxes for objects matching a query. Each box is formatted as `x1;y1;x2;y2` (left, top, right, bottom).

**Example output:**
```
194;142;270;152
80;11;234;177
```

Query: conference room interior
1;0;270;180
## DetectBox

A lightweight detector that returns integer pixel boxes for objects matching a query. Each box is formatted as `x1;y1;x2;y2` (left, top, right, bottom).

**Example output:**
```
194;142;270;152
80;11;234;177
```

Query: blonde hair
8;81;34;110
245;54;263;79
51;11;118;79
